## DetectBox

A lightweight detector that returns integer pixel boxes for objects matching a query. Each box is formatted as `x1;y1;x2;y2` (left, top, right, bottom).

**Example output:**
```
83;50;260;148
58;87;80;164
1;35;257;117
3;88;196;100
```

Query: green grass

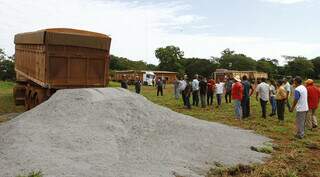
126;84;320;177
0;81;24;115
16;170;43;177
1;81;320;177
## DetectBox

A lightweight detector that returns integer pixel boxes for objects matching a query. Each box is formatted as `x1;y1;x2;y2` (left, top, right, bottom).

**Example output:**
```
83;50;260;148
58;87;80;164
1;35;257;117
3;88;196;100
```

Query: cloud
260;0;309;4
0;0;319;65
0;0;206;63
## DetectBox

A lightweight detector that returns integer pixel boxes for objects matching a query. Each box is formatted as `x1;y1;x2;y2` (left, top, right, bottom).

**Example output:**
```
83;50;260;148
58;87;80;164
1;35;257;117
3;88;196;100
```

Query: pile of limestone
0;88;270;177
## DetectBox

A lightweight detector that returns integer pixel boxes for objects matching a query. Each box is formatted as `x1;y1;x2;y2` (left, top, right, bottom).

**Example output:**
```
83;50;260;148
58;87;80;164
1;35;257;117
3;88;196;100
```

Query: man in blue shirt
241;75;253;118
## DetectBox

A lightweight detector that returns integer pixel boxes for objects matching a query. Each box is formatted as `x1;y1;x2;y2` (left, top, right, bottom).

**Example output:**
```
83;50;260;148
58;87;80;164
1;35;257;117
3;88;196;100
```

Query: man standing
183;80;192;109
276;80;287;124
256;78;270;119
156;78;163;96
207;76;215;106
134;76;142;94
283;78;292;111
305;79;320;129
199;76;207;108
121;75;128;89
192;75;200;107
241;75;253;118
179;75;188;106
173;77;180;100
290;76;309;139
163;77;167;89
232;75;243;119
225;78;233;103
215;79;225;108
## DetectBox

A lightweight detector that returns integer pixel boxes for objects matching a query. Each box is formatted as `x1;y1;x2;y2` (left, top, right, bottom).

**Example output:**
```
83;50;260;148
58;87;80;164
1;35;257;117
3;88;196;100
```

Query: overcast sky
0;0;319;64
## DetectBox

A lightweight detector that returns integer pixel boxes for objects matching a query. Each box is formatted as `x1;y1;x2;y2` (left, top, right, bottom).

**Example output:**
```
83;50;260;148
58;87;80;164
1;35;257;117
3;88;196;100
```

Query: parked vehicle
13;28;112;109
143;71;155;86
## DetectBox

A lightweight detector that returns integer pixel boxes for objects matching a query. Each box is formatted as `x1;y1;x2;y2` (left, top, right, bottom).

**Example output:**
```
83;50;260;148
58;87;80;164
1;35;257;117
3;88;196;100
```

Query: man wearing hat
232;75;243;119
305;79;320;129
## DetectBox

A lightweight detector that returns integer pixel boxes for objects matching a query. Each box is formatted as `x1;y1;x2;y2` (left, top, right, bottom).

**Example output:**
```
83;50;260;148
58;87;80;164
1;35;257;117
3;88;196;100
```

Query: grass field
0;82;24;123
1;81;320;177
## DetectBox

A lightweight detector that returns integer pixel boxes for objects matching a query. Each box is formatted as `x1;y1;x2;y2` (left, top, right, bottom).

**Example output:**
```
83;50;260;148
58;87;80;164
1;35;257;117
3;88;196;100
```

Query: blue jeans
234;100;242;119
270;96;276;115
216;94;222;106
241;97;250;118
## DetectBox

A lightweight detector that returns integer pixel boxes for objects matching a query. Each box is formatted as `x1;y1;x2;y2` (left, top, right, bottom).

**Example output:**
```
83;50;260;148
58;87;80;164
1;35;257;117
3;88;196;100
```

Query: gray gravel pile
0;88;271;177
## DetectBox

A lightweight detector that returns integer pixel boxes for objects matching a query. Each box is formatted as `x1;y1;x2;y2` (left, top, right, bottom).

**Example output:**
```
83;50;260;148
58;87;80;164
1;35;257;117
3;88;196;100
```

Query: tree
219;49;257;71
256;58;278;78
182;58;219;78
146;64;158;70
311;57;320;79
285;56;314;78
0;49;15;81
109;55;153;71
155;46;184;73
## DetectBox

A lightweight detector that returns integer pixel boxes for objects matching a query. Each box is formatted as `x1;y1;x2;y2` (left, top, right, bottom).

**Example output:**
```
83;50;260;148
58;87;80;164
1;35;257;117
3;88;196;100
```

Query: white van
143;71;155;86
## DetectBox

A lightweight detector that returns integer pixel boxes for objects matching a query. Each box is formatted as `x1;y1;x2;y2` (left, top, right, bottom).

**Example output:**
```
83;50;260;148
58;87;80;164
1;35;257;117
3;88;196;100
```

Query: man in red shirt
305;79;320;129
207;77;216;106
232;75;243;119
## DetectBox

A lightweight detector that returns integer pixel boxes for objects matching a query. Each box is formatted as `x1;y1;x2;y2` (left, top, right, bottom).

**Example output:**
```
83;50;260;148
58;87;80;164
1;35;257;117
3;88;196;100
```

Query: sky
0;0;319;65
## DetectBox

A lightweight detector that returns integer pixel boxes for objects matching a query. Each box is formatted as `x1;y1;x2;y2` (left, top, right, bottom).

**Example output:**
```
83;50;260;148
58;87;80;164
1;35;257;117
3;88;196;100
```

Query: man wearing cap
290;76;309;139
232;75;243;119
256;78;270;119
305;79;320;129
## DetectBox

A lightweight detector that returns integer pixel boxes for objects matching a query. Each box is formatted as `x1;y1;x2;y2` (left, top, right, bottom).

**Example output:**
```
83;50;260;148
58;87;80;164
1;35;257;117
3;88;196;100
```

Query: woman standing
269;80;277;117
275;80;287;124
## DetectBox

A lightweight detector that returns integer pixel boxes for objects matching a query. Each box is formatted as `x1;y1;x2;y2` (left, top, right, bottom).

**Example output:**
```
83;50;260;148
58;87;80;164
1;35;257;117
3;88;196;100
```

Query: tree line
109;46;320;79
154;46;320;79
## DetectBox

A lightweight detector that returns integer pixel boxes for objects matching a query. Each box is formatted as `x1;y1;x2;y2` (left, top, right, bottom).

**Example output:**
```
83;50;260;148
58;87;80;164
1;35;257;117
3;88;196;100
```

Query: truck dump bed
14;28;111;88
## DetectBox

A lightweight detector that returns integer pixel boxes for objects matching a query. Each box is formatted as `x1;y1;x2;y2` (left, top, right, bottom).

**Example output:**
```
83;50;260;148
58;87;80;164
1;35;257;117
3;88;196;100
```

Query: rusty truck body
13;28;112;109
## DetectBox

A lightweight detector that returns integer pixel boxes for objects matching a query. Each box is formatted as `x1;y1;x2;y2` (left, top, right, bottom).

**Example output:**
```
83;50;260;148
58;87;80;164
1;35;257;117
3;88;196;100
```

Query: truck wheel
34;94;40;107
29;93;36;109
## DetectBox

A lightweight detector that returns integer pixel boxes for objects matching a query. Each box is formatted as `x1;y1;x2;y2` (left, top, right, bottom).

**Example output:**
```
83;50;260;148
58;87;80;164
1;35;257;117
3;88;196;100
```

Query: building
114;70;177;85
214;69;268;82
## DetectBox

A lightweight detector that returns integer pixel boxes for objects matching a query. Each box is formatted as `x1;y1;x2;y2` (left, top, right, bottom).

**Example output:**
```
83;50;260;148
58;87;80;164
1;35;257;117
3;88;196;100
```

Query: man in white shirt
192;74;200;107
179;75;188;106
283;78;292;110
256;78;270;118
290;76;309;139
215;79;225;108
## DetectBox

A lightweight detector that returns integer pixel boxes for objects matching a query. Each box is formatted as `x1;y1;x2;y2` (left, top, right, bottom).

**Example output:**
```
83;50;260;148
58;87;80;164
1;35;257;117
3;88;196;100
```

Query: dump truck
13;28;112;109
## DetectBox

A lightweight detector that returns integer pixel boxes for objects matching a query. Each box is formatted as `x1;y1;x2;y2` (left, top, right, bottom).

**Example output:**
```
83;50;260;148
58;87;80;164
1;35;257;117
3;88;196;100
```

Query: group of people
256;76;320;138
120;75;167;96
120;75;142;94
174;74;320;139
173;75;220;109
121;73;319;139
